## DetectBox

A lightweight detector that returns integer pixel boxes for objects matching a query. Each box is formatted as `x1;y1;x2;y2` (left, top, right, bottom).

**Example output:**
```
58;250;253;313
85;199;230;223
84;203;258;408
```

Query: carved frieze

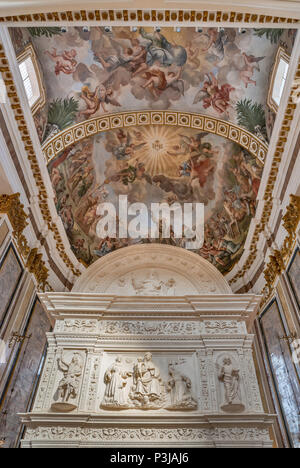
24;426;271;443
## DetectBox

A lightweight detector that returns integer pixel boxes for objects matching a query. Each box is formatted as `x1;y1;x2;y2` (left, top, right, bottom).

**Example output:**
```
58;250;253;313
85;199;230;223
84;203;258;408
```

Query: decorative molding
0;9;299;25
0;193;50;291
42;111;268;165
230;58;300;285
0;41;81;278
23;425;272;443
261;194;300;304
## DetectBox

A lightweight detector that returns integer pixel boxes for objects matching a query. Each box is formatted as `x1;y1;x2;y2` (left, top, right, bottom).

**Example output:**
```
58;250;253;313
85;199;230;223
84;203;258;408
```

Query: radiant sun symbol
129;126;182;178
152;140;163;151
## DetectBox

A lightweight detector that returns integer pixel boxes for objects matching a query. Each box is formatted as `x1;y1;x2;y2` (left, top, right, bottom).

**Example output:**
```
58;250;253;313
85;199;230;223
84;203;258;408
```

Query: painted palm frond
28;27;62;38
254;29;283;44
48;98;79;130
236;99;266;134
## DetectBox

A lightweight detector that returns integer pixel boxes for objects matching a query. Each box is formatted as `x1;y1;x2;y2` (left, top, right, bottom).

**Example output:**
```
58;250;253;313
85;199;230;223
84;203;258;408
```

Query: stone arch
72;244;232;295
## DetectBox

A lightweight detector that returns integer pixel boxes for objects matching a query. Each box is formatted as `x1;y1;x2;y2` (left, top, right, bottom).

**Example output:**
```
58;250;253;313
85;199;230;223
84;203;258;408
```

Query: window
19;57;35;106
17;44;45;115
268;47;290;113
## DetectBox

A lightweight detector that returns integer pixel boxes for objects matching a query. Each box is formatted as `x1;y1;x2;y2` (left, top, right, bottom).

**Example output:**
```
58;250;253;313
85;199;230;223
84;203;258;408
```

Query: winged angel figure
79;74;121;118
193;72;235;115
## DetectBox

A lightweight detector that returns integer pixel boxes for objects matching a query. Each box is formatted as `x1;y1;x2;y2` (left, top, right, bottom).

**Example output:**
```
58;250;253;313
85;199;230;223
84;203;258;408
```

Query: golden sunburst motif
128;126;183;178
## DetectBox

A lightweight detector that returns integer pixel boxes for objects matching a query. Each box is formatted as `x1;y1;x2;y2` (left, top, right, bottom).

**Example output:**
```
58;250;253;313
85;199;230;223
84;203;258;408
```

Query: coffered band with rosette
42;111;268;165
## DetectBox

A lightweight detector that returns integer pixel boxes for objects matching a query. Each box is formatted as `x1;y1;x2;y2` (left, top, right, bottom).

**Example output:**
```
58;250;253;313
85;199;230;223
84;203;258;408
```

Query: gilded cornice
229;59;300;285
0;42;81;278
43;111;268;166
0;9;299;25
261;194;300;304
0;193;51;291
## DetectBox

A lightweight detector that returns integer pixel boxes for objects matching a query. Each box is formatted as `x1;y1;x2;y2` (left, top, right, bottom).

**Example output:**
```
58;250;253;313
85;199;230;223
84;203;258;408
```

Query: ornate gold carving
43;111;267;165
26;247;49;292
0;193;51;291
230;60;300;285
261;194;300;305
0;193;30;258
281;194;300;262
0;42;81;278
0;10;299;25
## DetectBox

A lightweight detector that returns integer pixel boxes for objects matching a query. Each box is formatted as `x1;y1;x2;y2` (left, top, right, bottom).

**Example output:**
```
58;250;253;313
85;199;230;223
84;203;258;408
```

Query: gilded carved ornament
0;9;299;25
0;193;50;291
261;194;300;305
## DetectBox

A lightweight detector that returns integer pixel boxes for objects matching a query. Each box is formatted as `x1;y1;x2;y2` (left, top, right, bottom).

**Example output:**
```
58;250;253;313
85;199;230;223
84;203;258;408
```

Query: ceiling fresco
7;26;296;275
9;26;296;145
48;126;262;273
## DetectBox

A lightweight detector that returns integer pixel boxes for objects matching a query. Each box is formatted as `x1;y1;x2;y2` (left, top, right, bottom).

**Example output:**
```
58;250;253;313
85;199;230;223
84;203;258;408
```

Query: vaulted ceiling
8;25;298;275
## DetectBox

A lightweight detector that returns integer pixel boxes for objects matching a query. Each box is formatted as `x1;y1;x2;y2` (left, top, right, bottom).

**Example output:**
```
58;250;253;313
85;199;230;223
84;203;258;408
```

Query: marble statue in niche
101;356;132;409
129;353;166;408
166;361;197;410
51;351;83;412
217;357;245;413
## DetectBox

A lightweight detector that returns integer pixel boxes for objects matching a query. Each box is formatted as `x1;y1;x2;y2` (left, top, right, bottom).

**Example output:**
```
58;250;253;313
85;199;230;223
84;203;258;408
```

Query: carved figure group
101;353;197;410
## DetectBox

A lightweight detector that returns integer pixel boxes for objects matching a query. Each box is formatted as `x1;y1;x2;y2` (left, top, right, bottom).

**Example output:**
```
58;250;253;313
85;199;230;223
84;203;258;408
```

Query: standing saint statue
101;356;132;408
218;357;245;413
51;351;83;412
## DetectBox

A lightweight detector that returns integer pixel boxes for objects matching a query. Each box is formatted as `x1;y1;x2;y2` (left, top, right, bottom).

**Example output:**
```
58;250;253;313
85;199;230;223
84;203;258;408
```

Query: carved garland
0;9;299;24
229;59;300;285
43;111;268;165
0;193;51;291
261;194;300;305
0;43;81;277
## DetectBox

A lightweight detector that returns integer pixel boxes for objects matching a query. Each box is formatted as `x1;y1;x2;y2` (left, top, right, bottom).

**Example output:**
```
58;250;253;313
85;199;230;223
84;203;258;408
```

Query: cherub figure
45;48;78;75
240;52;265;88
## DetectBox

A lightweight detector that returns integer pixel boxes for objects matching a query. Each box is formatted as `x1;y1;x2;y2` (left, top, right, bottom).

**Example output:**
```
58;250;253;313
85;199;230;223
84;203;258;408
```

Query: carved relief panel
98;352;198;411
50;350;85;413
